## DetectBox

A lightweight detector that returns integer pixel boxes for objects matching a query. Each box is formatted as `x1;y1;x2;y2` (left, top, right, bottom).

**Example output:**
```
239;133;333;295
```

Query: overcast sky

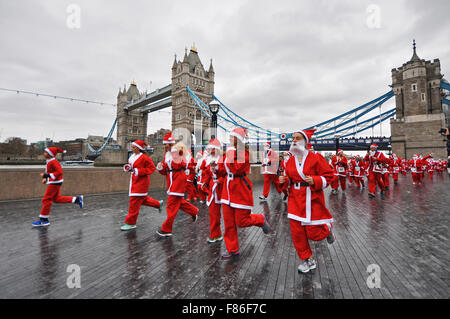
0;0;449;143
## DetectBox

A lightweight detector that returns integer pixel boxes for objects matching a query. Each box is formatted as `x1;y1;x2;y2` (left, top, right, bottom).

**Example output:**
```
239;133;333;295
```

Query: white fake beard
290;141;306;157
369;151;375;156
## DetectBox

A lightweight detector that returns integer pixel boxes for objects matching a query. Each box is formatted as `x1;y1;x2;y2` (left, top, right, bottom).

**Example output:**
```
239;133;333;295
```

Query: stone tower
171;45;215;144
116;81;148;150
390;41;447;159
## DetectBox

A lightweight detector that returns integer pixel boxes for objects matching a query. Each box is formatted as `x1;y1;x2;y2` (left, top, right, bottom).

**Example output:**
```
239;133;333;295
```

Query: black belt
169;169;184;172
228;173;251;190
290;180;309;187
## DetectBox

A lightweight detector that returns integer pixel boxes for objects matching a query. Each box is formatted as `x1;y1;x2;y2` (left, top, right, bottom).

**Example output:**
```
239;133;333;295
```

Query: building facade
390;41;447;159
171;45;215;144
116;81;148;150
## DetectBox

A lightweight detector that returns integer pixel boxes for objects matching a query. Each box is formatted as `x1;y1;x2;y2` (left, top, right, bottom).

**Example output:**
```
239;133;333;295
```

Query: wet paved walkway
0;173;449;299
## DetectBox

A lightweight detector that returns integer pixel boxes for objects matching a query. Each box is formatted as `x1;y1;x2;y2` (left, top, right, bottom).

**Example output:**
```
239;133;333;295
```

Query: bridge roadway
0;173;448;299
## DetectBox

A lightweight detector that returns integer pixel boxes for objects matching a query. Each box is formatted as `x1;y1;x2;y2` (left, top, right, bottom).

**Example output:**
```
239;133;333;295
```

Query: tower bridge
111;41;448;159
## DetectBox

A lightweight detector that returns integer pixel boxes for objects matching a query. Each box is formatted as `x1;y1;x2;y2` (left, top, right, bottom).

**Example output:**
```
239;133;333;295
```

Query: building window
411;84;417;92
421;93;426;101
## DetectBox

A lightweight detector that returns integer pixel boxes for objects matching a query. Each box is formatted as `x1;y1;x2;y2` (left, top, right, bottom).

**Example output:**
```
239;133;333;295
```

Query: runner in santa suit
156;139;199;236
196;151;208;203
259;141;281;201
201;138;225;243
401;158;408;176
121;140;163;231
330;149;348;194
278;129;335;274
278;151;292;201
382;156;393;190
32;147;84;227
364;143;386;198
391;154;402;184
185;149;199;202
347;155;354;185
351;155;366;188
408;154;424;184
219;127;271;258
425;154;435;179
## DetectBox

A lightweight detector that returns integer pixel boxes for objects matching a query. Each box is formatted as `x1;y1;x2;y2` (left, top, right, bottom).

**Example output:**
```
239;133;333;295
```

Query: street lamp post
209;101;220;139
335;134;341;155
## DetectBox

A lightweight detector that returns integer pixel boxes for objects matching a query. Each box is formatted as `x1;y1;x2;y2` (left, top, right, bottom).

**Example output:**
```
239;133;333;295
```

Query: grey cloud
0;0;449;142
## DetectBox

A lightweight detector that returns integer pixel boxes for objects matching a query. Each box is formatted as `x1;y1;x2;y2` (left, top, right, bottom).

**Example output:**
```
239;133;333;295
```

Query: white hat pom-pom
63;150;67;153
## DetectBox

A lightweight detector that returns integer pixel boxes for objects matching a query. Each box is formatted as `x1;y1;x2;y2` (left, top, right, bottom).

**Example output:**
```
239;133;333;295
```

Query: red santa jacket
202;155;225;206
331;155;348;177
197;156;208;186
383;157;393;174
282;152;334;226
350;159;366;177
364;151;386;173
261;148;278;174
408;158;424;173
44;158;64;184
185;154;196;183
219;147;254;210
127;153;156;196
158;151;188;196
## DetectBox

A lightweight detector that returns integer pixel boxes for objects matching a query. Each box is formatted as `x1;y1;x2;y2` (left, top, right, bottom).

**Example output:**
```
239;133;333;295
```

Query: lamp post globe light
209;101;220;139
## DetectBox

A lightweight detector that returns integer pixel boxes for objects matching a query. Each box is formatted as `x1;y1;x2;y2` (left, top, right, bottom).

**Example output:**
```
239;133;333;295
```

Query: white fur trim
229;131;245;143
132;142;144;150
320;176;327;189
44;148;54;157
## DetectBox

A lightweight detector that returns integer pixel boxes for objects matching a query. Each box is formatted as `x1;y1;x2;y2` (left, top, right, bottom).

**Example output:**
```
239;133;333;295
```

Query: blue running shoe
76;195;84;209
32;220;50;227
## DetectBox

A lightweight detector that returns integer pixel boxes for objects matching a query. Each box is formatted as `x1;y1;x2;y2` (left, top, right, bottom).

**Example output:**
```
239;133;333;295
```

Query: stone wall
0;165;265;201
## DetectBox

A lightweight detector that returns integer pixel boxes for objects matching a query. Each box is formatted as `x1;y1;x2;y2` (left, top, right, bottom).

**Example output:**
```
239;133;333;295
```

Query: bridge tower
390;41;447;159
171;45;215;144
116;81;148;150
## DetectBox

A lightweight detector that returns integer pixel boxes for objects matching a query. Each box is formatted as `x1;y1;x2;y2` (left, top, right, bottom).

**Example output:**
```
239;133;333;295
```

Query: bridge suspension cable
0;87;117;107
188;86;396;141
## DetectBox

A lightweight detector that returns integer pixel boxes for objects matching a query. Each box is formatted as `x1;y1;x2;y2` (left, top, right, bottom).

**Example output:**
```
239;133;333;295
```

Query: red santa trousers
208;200;222;239
222;204;264;253
197;188;207;201
354;176;364;187
186;181;199;201
161;195;198;233
393;172;399;182
40;184;74;217
262;174;281;197
428;171;434;179
331;175;347;190
368;172;385;194
125;196;161;225
383;173;390;187
348;175;353;183
412;173;421;184
289;219;330;261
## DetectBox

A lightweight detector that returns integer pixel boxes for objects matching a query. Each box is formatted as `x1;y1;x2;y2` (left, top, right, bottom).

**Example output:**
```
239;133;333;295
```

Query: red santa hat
265;141;271;148
163;132;175;144
370;143;378;149
337;149;344;154
295;129;316;144
207;138;221;150
229;127;248;143
132;140;148;151
45;147;66;157
306;143;314;150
